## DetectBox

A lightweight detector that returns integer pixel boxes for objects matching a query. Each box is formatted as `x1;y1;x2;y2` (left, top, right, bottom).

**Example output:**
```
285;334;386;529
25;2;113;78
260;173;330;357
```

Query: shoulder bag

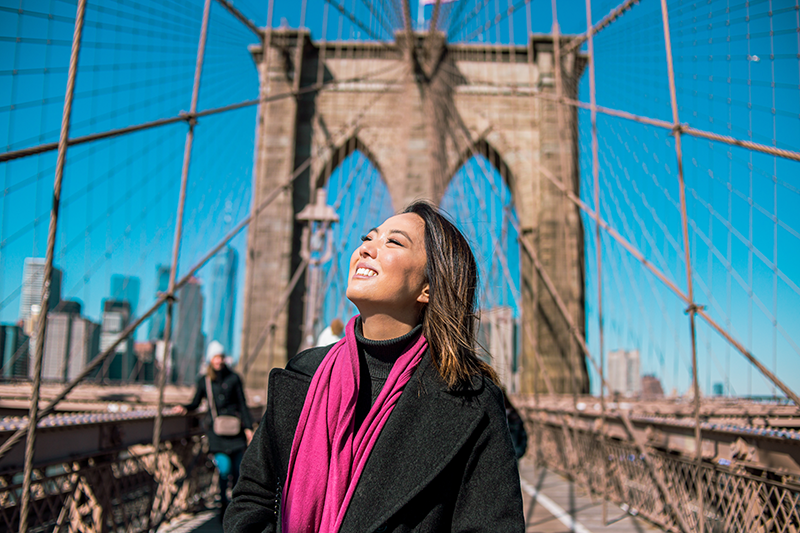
206;376;242;437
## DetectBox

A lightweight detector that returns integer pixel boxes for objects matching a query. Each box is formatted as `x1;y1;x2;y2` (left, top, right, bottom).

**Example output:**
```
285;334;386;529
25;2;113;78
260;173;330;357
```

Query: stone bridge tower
240;29;589;395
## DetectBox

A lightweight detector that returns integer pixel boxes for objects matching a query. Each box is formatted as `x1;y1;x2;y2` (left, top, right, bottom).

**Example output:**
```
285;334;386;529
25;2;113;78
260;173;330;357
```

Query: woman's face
346;213;429;315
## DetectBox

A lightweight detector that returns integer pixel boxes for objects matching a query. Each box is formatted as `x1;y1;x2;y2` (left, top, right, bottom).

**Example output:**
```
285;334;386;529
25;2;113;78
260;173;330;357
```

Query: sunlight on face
346;213;429;316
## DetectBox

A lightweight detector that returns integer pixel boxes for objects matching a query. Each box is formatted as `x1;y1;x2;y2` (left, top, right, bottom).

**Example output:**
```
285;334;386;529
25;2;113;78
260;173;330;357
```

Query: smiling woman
225;201;524;533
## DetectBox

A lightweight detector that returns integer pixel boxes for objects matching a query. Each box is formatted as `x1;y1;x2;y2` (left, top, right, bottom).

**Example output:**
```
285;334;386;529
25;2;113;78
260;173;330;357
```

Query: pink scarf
280;316;427;533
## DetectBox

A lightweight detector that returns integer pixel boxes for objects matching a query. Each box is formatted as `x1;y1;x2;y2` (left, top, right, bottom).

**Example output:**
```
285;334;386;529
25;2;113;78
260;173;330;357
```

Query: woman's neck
359;313;418;341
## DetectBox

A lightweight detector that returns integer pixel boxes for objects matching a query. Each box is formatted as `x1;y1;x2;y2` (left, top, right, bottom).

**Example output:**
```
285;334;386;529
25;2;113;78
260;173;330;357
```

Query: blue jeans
214;450;243;505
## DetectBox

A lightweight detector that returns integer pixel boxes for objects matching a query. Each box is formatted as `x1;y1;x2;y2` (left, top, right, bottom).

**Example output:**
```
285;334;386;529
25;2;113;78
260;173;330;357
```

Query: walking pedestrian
225;201;524;532
176;340;253;517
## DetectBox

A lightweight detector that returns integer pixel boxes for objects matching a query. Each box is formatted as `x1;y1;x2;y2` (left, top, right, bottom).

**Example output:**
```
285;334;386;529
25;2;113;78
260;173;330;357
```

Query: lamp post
297;189;339;351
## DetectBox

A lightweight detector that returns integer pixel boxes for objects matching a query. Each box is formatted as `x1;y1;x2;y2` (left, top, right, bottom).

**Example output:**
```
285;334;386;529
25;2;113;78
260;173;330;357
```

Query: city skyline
0;255;235;383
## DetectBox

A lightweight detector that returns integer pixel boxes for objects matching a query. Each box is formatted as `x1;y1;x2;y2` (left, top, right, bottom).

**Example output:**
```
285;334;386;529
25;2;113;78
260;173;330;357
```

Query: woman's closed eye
360;234;371;242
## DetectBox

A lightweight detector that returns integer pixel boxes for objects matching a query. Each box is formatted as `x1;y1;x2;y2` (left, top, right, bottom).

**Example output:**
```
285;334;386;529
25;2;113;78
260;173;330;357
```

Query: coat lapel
266;368;312;479
339;356;485;533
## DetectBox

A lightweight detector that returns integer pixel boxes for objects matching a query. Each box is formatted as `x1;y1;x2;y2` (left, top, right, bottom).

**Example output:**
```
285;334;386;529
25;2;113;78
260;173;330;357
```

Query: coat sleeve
183;376;205;412
451;383;525;532
224;407;278;533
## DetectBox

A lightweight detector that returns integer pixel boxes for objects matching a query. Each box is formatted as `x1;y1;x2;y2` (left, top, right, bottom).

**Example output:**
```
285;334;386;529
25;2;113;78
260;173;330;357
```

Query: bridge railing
0;412;219;533
517;397;800;532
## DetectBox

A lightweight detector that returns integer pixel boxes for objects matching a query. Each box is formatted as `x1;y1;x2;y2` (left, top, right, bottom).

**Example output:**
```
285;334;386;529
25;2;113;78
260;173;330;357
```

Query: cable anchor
684;303;705;315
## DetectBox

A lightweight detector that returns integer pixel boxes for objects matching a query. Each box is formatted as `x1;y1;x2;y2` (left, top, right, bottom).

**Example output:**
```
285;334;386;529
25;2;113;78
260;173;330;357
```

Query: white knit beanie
206;340;225;361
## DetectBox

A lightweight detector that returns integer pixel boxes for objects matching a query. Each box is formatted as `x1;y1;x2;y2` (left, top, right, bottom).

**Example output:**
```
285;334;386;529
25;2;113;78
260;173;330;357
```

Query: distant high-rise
0;324;29;379
40;308;76;381
148;265;171;341
66;317;100;382
477;306;516;392
33;300;98;382
207;246;237;357
20;258;62;334
607;349;641;397
641;374;665;399
133;341;156;382
100;300;134;381
173;277;205;384
110;275;140;317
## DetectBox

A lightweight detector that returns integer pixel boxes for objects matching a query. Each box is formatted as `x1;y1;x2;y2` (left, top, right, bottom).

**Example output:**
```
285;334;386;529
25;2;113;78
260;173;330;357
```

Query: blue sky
1;0;798;397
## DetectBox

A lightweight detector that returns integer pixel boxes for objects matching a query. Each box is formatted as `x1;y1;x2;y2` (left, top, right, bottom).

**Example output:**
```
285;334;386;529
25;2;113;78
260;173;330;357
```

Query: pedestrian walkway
163;461;662;533
519;460;660;532
157;510;221;533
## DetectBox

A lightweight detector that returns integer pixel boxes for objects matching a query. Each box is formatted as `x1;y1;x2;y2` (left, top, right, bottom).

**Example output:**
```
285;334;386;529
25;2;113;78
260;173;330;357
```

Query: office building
148;265;171;341
133;341;156;382
32;300;98;382
641;374;665;399
173;277;205;384
110;275;140;317
20;258;62;334
0;324;29;379
607;349;641;397
100;300;134;381
207;246;237;356
477;306;516;392
66;317;100;382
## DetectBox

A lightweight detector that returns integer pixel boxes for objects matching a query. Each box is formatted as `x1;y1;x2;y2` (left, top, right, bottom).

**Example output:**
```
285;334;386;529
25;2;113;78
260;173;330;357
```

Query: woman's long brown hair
403;201;499;389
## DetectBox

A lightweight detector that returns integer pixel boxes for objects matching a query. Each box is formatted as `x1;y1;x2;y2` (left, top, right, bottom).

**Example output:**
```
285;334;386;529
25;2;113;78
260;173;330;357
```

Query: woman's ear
417;283;430;304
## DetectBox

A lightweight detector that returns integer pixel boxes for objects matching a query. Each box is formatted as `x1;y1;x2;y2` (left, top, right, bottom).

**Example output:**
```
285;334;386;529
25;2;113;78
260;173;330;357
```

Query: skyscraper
132;341;156;382
110;275;140;317
207;246;237;356
34;300;98;383
607;349;641;397
477;306;515;392
20;258;62;334
173;277;205;384
66;316;100;382
100;300;134;381
148;265;171;341
0;324;29;379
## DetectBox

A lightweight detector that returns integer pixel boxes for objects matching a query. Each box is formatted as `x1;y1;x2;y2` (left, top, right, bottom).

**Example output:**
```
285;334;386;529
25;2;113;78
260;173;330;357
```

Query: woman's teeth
356;267;377;277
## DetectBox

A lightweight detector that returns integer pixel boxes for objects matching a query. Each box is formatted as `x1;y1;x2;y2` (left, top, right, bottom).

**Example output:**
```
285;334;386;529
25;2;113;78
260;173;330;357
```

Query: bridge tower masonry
241;29;589;395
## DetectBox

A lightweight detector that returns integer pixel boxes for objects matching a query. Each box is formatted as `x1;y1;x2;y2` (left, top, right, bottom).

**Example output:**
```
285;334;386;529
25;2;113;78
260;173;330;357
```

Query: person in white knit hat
177;340;253;518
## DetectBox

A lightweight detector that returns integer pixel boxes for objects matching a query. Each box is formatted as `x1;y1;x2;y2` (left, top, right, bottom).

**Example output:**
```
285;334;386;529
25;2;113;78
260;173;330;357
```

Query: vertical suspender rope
19;1;86;531
659;0;704;530
583;0;610;521
152;0;213;451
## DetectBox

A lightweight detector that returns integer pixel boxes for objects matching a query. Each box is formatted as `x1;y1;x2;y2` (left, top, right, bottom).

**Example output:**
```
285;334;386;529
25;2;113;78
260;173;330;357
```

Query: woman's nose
359;239;376;257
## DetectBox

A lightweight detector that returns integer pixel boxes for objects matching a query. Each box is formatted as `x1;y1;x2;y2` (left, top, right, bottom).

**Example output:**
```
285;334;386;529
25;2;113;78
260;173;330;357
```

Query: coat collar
267;351;486;532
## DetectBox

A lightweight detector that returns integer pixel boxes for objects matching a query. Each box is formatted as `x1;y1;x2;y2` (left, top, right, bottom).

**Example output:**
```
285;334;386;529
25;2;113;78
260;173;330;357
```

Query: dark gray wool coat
224;345;525;533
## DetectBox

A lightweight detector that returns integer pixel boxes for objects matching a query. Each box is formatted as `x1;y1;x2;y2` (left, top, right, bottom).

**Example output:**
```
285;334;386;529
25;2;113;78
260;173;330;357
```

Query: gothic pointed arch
446;136;517;196
313;134;387;192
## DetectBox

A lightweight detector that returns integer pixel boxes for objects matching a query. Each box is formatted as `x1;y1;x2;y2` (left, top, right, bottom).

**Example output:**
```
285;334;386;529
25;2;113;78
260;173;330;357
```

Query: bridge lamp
296;189;339;351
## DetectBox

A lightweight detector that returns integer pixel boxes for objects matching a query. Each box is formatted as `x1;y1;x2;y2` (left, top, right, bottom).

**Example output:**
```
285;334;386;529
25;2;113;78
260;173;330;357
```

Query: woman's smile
346;213;429;325
353;263;379;278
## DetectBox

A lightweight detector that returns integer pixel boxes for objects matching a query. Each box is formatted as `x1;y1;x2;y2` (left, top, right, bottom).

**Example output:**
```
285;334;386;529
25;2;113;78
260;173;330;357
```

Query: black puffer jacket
184;365;253;455
225;346;525;532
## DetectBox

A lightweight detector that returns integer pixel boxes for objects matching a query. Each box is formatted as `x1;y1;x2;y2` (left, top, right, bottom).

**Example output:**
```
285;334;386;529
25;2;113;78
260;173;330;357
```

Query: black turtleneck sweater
353;317;423;431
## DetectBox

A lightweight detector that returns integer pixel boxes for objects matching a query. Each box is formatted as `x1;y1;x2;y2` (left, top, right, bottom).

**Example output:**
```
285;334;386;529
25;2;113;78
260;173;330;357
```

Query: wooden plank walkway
519;459;661;533
163;460;663;533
